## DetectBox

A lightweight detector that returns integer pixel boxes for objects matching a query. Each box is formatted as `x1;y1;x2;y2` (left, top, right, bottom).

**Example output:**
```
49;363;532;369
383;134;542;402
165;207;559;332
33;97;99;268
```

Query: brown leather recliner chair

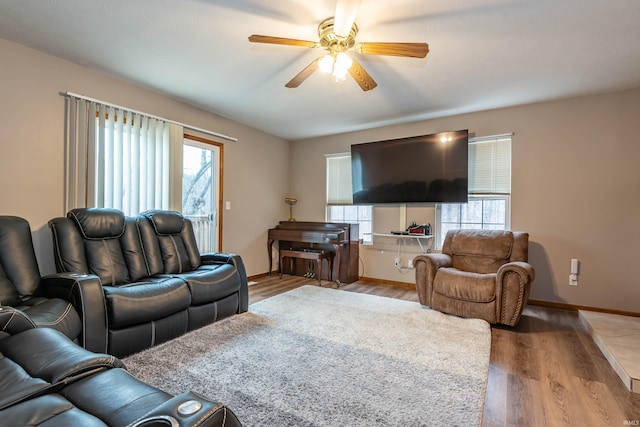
413;229;535;326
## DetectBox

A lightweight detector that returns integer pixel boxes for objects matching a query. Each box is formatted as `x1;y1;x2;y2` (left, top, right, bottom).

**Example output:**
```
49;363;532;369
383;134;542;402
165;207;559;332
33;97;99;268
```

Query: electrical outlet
569;258;579;286
394;257;401;268
407;259;413;269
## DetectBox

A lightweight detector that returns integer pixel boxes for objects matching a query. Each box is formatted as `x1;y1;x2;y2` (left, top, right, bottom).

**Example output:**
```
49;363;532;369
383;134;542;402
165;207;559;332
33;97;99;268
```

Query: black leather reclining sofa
0;306;241;427
48;208;249;357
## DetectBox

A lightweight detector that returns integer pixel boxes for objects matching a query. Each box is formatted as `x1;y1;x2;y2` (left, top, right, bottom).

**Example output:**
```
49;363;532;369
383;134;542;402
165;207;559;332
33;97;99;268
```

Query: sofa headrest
67;208;126;239
0;215;42;298
450;229;513;259
142;210;185;235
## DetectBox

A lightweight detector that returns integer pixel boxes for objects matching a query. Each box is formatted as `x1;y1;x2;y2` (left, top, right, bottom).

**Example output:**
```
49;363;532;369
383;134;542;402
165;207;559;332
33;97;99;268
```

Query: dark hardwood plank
248;275;640;426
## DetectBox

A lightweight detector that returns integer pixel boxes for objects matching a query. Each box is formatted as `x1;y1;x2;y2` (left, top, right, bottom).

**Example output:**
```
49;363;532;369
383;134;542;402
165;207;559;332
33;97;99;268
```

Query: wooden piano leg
328;252;334;282
267;238;275;276
316;256;322;286
333;244;342;287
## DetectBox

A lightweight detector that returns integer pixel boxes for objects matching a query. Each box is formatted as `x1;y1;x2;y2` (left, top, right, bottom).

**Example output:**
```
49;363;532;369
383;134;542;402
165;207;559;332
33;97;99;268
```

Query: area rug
123;286;491;427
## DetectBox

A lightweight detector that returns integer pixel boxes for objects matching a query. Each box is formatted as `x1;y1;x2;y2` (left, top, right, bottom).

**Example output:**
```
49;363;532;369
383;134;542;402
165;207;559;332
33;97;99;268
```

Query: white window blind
468;136;511;194
65;96;183;215
326;153;353;205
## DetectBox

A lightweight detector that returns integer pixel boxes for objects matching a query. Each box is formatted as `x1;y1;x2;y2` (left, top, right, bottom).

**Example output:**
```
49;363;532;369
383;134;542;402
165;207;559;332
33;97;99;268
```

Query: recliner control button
177;400;202;416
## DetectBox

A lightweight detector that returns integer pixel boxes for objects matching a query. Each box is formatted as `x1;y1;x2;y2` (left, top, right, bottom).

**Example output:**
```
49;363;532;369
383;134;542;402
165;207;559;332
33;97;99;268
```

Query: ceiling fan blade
348;58;377;91
356;42;429;58
248;35;318;48
334;0;362;37
285;58;320;88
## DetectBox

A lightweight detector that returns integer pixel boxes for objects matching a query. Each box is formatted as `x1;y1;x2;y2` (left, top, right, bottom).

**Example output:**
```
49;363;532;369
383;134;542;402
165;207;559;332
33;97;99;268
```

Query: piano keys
267;221;359;284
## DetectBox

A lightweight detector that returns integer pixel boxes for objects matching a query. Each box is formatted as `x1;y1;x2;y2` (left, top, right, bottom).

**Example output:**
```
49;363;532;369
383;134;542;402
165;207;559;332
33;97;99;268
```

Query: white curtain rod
64;91;238;142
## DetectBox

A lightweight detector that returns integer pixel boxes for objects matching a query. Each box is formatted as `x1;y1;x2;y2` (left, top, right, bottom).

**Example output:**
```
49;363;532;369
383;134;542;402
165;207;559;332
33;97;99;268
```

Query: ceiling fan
248;0;429;91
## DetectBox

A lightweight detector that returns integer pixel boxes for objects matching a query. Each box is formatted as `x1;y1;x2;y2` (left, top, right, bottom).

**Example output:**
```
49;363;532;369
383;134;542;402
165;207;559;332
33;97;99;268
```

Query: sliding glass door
182;137;222;252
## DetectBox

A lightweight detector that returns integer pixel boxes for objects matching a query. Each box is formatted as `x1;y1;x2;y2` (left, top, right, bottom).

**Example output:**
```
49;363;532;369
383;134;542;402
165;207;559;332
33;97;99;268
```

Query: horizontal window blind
468;136;511;194
326;154;353;205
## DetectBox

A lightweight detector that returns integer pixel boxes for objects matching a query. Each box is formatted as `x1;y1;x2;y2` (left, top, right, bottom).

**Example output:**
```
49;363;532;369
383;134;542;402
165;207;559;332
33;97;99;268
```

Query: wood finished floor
249;275;640;426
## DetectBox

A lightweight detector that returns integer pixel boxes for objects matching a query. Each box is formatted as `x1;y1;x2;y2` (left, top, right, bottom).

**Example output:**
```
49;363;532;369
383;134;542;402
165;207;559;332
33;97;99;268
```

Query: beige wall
291;87;640;313
0;38;290;277
3;36;639;312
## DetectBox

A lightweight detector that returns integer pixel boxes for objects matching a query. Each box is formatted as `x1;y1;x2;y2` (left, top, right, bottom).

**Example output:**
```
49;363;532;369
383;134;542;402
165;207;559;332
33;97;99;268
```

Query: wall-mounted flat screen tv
351;130;469;204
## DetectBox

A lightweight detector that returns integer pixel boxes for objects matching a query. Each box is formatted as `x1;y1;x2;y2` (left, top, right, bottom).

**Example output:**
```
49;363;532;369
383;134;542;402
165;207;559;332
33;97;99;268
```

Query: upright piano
267;221;359;284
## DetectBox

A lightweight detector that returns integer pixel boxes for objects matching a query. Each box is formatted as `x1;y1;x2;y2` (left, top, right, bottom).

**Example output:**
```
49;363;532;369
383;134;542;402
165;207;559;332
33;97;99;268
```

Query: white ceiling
1;0;640;140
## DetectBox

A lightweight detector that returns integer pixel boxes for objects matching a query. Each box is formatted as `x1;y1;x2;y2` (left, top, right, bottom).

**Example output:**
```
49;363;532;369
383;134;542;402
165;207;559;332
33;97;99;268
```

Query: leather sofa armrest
200;252;236;265
0;328;124;384
0;306;37;336
128;391;242;427
41;273;108;353
496;261;536;326
201;253;249;313
413;254;453;307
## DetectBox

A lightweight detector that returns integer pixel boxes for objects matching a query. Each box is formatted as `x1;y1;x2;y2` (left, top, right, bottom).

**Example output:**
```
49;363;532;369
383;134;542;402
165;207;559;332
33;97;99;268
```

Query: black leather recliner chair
0;306;242;427
0;216;82;341
49;208;248;357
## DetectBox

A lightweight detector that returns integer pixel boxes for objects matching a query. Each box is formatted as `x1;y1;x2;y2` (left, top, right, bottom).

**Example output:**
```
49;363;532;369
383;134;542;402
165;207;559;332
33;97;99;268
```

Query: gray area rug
124;286;491;426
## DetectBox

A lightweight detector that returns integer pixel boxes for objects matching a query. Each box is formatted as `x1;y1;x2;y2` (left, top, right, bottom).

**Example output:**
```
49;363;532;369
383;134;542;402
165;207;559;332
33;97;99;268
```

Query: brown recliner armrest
413;254;453;306
496;261;535;326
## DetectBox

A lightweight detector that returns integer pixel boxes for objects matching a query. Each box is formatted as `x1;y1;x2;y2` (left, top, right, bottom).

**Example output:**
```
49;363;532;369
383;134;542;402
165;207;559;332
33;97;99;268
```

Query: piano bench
279;249;335;285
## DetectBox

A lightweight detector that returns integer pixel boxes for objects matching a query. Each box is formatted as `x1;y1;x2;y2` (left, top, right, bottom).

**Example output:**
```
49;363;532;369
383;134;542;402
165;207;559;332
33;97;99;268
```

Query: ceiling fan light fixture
318;52;353;82
318;54;335;74
317;52;353;82
333;52;353;80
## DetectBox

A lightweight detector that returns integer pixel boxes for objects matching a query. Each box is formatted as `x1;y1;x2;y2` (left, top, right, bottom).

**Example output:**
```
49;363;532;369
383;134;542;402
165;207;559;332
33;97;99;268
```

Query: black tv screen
351;130;469;204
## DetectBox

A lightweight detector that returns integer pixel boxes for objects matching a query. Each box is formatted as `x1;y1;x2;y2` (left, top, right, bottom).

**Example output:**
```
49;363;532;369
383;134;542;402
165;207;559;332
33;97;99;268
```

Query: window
436;135;512;248
328;205;373;243
437;196;510;245
326;153;373;243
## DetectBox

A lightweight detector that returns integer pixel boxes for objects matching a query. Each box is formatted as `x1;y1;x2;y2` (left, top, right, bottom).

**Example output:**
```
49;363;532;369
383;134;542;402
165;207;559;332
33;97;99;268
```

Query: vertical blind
65;96;183;215
468;135;512;194
326;153;353;205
